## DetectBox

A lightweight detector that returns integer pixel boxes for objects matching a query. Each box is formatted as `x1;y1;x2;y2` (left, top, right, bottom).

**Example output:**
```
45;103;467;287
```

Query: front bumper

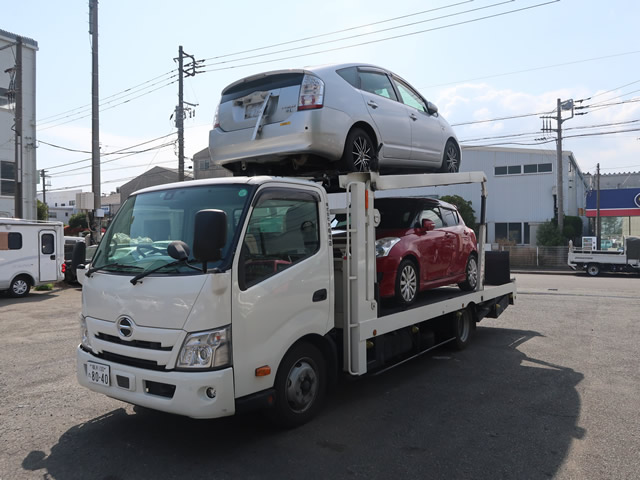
376;256;401;298
77;346;235;419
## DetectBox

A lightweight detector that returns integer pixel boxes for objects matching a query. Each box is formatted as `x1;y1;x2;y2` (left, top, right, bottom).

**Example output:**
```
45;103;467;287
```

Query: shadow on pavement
22;326;584;480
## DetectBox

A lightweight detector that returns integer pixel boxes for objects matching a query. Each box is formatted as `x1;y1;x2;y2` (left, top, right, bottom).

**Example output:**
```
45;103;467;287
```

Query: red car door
441;207;463;277
417;206;449;281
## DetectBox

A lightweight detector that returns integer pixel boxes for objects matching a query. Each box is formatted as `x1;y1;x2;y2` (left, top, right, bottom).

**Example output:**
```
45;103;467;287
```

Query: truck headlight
177;326;231;369
80;314;92;350
375;237;400;257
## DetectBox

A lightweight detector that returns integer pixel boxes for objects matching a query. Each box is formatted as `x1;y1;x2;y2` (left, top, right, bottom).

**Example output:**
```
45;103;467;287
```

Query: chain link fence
497;245;570;269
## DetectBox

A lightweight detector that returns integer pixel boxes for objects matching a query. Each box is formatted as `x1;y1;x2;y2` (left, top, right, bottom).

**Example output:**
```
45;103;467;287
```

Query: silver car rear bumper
209;107;353;166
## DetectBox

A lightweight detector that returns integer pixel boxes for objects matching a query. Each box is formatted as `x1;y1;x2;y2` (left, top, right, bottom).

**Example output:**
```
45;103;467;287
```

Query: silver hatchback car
209;63;460;176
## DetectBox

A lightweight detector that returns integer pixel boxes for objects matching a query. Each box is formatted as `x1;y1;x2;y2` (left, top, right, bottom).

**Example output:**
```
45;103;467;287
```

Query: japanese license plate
87;361;110;386
245;102;263;119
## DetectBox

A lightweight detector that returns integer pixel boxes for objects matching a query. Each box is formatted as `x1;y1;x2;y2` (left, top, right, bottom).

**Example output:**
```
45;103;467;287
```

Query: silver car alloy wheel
445;143;460;173
400;264;417;302
352;136;372;171
286;358;319;414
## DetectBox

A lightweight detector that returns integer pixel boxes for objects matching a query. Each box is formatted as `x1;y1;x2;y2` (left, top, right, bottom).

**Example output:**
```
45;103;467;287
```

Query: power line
201;0;474;63
200;0;515;70
200;1;560;74
43;132;177;170
36;70;177;123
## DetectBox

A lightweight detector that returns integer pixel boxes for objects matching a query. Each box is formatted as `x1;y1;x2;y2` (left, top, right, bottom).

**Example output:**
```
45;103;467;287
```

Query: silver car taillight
213;104;220;128
298;74;324;110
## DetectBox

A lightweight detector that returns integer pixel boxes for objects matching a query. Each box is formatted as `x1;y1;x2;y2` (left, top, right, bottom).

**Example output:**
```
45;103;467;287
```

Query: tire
586;263;600;277
458;254;478;291
342;128;375;172
452;308;474;350
269;342;327;428
439;139;461;173
395;259;419;306
9;275;31;298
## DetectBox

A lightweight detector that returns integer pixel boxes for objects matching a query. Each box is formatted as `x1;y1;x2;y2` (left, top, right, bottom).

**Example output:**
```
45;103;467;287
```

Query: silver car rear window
221;73;304;103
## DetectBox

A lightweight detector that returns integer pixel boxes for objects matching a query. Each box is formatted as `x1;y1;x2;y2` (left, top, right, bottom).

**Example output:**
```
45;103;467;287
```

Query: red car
375;197;478;305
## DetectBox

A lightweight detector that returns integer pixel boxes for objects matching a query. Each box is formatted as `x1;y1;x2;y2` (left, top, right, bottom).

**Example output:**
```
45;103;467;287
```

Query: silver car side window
394;80;427;114
358;71;398;101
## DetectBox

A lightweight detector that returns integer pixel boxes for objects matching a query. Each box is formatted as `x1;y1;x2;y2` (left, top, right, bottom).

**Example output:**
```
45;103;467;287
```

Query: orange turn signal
255;366;271;377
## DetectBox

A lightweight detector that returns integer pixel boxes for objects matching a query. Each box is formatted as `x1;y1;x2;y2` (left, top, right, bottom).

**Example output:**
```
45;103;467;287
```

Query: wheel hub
286;360;318;413
352;137;372;171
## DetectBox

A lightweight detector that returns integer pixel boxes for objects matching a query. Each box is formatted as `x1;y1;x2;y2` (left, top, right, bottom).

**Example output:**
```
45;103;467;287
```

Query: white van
0;218;65;297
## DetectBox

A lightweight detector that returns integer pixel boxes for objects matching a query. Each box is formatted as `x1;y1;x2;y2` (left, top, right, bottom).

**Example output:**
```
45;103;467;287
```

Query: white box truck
0;218;65;297
568;236;640;276
75;172;516;427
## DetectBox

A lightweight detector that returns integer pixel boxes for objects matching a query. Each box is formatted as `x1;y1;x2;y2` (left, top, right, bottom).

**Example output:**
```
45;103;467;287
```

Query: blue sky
5;0;640;193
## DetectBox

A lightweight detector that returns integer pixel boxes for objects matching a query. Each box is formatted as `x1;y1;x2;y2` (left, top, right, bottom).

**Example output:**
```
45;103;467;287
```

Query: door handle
367;100;379;109
312;289;327;302
410;113;418;121
50;254;56;260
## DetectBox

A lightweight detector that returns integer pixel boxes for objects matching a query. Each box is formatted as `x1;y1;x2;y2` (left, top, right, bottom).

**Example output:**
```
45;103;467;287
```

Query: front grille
96;332;172;351
96;351;167;371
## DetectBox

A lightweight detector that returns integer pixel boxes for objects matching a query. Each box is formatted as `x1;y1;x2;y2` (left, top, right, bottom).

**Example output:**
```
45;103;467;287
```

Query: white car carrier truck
568;236;640;276
1;218;65;297
76;171;516;427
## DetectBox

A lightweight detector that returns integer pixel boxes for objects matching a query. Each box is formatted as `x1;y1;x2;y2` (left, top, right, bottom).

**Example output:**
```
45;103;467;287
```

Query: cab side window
239;190;320;290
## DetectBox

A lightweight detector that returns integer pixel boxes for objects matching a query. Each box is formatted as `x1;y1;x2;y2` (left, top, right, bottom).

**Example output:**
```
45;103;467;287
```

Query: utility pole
89;0;101;242
174;46;201;181
13;37;23;218
596;163;601;250
541;98;574;233
40;169;46;206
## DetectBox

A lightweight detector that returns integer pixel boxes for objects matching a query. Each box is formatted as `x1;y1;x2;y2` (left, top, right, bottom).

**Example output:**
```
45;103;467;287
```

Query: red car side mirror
421;219;435;231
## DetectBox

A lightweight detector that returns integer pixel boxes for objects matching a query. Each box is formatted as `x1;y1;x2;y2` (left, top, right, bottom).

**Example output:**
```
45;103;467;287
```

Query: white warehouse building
382;146;589;246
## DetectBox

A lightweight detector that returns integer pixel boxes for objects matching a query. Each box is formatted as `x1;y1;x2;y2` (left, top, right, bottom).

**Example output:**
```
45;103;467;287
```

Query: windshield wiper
86;262;143;277
130;258;203;285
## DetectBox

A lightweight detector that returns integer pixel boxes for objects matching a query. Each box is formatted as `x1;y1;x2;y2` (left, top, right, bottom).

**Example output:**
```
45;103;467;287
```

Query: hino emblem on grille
116;316;134;338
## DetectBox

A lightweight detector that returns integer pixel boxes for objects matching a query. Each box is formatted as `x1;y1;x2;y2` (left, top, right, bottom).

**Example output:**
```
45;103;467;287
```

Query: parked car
374;197;478;305
63;236;86;284
209;63;460;176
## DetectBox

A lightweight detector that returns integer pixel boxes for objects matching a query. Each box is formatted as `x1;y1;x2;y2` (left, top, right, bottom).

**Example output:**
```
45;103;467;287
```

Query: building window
494;166;508;176
495;222;526;244
199;159;210;170
0;161;15;196
523;164;537;174
538;163;552;173
508;165;521;175
524;222;530;244
69;200;75;206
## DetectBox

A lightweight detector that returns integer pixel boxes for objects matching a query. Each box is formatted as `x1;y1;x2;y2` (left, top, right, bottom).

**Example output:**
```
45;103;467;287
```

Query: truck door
39;230;58;282
231;186;332;399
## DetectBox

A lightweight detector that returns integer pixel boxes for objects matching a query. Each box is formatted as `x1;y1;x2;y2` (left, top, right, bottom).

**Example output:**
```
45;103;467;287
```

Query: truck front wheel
586;263;600;277
270;342;327;428
9;275;31;298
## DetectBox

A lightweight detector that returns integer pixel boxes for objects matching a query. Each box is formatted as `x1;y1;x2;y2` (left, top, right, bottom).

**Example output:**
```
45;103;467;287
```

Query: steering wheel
135;244;165;258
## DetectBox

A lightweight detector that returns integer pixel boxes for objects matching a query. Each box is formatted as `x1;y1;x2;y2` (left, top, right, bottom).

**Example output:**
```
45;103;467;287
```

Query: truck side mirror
422;219;435;231
193;209;227;265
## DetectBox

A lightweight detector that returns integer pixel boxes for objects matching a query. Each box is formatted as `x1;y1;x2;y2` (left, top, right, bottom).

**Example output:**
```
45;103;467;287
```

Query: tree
37;200;48;221
68;212;88;229
439;195;476;231
536;221;565;246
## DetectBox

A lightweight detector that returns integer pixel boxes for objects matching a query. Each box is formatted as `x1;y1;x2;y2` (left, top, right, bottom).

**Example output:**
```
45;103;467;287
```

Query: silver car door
393;78;444;167
357;69;411;161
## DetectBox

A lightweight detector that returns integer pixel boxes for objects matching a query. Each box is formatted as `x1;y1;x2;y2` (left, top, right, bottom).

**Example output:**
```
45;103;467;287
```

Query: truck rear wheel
586;263;600;277
452;308;474;350
269;342;327;428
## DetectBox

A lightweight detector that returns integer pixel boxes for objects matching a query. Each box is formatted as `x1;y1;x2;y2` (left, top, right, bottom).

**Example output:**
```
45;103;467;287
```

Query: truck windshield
92;184;253;275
